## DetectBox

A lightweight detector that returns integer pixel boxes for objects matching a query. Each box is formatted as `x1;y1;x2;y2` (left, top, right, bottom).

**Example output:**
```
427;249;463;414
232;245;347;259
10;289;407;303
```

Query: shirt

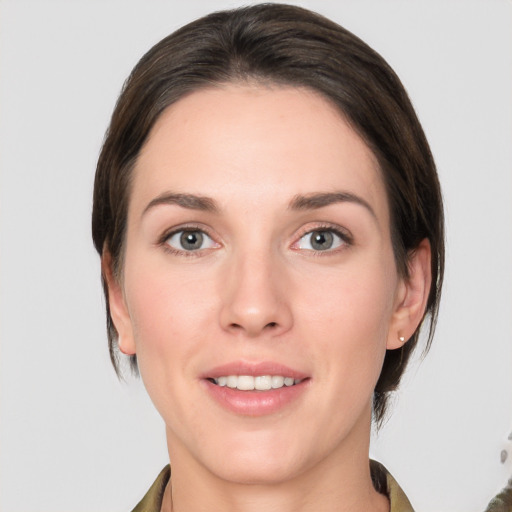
485;477;512;512
131;460;415;512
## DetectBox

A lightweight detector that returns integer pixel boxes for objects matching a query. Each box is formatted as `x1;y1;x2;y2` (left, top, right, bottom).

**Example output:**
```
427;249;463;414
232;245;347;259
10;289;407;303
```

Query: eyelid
291;223;354;251
158;223;221;254
157;223;214;243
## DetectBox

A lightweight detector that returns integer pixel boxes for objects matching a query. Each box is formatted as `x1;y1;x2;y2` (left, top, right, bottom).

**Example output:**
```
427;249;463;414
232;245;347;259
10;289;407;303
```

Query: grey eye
309;231;334;250
296;230;345;251
166;230;216;251
180;231;203;250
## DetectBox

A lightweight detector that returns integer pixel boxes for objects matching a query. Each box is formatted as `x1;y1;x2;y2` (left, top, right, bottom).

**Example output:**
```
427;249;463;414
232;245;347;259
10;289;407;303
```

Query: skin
104;84;431;512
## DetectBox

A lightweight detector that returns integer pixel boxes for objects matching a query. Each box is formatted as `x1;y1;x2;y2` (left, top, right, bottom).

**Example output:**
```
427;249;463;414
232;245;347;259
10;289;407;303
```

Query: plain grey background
1;1;511;511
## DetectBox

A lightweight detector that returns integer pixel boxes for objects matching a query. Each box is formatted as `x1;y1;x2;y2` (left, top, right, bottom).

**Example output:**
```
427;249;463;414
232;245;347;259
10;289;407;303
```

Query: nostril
266;322;277;328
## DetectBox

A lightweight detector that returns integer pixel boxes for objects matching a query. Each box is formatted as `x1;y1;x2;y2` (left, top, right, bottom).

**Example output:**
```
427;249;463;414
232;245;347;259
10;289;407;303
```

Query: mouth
207;375;304;391
202;362;310;416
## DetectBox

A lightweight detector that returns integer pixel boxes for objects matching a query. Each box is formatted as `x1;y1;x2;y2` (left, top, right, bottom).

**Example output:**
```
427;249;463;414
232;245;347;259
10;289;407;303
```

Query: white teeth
271;375;284;388
213;375;301;391
255;375;272;390
226;375;238;388
237;376;254;391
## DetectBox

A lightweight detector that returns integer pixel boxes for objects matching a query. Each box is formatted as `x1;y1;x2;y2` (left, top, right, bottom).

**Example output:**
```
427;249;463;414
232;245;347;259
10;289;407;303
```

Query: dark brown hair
92;3;444;424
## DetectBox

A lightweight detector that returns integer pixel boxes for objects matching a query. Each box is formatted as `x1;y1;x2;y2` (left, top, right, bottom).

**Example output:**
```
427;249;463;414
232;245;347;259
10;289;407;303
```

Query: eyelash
292;224;353;255
157;223;353;257
158;224;218;257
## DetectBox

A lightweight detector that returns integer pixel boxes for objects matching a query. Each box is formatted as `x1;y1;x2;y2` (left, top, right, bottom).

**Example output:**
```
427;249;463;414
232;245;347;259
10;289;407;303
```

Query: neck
162;409;389;512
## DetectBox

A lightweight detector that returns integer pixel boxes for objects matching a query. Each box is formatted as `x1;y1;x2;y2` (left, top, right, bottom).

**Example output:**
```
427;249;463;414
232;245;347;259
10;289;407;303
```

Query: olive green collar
131;460;414;512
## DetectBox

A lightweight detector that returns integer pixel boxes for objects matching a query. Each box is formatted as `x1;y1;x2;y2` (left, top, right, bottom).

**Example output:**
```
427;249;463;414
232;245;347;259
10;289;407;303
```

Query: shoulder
484;477;512;512
371;459;415;512
130;465;170;512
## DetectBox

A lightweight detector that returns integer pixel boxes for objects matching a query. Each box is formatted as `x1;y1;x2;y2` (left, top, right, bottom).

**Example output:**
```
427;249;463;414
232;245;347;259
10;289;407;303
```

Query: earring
398;335;405;343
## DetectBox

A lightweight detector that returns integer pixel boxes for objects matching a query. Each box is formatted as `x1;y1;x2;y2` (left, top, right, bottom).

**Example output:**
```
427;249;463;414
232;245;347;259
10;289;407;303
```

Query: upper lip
201;361;309;380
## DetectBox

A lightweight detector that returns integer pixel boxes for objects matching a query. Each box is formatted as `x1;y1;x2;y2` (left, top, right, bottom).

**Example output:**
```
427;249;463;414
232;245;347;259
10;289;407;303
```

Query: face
107;84;420;485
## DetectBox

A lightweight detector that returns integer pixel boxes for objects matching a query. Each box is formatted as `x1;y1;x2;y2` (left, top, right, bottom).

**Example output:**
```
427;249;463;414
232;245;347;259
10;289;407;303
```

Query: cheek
122;261;218;420
295;258;397;374
300;258;396;325
132;278;212;341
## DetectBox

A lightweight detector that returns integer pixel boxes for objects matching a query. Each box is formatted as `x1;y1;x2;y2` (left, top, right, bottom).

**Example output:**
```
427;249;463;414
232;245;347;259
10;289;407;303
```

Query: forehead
132;84;388;223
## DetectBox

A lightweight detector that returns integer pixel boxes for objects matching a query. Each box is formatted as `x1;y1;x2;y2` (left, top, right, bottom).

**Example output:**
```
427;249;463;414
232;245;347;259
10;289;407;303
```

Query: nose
219;249;293;338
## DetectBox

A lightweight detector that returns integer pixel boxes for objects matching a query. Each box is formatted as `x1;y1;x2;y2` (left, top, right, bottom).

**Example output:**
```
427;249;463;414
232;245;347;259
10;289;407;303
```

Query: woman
92;4;443;511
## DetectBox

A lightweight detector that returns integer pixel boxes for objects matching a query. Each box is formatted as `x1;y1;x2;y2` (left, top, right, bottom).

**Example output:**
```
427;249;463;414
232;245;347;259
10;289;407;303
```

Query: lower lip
203;379;309;416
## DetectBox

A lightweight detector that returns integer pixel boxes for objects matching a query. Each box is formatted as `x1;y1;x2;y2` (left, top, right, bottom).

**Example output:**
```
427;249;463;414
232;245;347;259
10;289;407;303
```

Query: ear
387;239;432;350
102;250;136;355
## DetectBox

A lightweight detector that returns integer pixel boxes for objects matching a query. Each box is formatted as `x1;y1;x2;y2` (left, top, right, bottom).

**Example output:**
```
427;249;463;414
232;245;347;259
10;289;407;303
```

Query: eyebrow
142;192;219;217
289;192;377;219
142;190;376;219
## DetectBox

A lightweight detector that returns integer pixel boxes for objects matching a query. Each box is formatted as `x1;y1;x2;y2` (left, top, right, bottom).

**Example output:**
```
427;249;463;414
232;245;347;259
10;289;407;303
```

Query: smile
210;375;303;390
203;363;310;415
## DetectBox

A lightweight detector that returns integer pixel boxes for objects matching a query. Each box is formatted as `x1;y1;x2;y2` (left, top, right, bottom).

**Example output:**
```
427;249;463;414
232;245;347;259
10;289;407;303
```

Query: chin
211;455;305;486
197;430;314;485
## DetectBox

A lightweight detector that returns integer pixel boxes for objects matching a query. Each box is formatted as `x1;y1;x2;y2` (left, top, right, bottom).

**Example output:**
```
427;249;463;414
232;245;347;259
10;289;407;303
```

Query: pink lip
200;361;310;417
201;361;308;380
